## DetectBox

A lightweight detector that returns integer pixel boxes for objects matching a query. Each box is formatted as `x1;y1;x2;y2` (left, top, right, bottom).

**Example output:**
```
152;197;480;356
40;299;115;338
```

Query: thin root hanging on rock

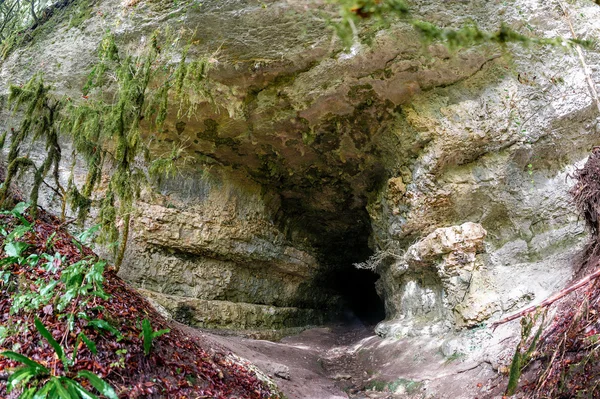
497;148;600;397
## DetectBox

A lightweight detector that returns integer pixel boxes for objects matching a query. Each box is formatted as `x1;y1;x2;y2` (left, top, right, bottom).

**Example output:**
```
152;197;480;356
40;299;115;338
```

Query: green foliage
1;74;63;218
0;0;47;50
0;212;120;399
148;140;193;184
85;318;123;341
1;29;212;271
60;29;212;270
0;204;109;323
75;224;100;245
0;203;33;271
0;319;116;399
10;256;108;314
332;0;595;50
412;21;594;49
140;318;170;356
332;0;409;47
35;316;69;370
505;311;546;395
1;351;49;393
76;371;118;399
0;31;18;59
57;259;108;311
68;0;93;29
387;378;422;394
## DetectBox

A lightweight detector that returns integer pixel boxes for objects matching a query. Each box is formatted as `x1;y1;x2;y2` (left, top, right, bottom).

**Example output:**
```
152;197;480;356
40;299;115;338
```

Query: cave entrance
305;211;386;327
278;196;386;327
331;263;386;326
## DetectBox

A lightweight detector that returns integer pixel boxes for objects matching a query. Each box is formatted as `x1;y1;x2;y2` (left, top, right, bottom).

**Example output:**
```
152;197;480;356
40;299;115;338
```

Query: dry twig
492;263;600;329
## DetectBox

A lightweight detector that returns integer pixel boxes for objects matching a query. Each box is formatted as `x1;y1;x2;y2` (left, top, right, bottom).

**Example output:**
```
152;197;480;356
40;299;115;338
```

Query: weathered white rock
0;0;597;345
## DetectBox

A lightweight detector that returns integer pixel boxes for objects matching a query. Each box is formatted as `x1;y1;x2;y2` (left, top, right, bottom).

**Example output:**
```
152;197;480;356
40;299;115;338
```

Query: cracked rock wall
0;0;598;335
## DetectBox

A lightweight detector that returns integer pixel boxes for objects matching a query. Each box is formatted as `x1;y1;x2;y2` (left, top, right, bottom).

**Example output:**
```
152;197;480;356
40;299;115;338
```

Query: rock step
139;288;326;332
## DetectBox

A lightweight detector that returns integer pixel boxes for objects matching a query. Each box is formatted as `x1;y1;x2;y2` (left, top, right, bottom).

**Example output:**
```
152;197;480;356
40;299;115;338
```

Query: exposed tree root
502;148;600;397
492;264;600;329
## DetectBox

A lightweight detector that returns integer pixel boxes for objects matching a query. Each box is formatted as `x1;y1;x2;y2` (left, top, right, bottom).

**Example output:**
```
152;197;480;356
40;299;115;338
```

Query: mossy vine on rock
0;26;223;276
0;74;64;219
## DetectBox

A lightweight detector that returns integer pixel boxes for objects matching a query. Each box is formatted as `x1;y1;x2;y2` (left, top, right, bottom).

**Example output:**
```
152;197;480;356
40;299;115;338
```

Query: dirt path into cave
176;316;380;399
177;314;509;399
205;320;381;399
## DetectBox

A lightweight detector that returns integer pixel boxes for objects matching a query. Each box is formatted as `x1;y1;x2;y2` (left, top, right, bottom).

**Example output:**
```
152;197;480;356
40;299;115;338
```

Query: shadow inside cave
331;265;386;327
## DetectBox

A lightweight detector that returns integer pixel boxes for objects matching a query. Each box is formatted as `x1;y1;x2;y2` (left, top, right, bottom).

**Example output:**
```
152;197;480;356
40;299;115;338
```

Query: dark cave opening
315;212;386;326
281;204;386;326
330;264;386;326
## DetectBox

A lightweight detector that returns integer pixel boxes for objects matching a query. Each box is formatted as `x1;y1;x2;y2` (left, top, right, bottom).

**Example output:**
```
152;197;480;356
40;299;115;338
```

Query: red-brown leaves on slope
0;210;279;399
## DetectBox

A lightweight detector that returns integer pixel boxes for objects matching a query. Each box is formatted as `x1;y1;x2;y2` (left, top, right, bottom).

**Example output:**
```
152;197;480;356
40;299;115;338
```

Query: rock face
0;0;599;343
375;222;488;337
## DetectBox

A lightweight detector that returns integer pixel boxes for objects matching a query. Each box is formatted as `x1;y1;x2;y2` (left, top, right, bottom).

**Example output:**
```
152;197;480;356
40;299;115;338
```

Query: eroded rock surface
0;0;599;389
375;222;487;337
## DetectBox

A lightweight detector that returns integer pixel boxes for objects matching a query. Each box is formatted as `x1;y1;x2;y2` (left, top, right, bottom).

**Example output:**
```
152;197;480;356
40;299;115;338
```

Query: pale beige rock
141;289;325;332
0;0;596;348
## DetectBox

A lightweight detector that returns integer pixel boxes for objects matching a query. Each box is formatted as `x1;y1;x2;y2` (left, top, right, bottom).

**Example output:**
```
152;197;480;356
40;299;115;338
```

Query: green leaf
141;319;152;356
152;329;170;339
79;333;97;355
5;241;29;258
34;317;67;371
63;380;79;399
71;239;83;254
63;379;100;399
77;371;118;399
0;256;18;267
45;232;56;250
19;387;38;399
1;351;48;373
524;313;546;360
18;387;37;399
76;224;100;244
26;254;40;266
7;225;32;240
52;377;74;399
140;319;169;355
505;349;522;395
33;382;53;399
39;280;59;297
14;213;32;228
7;367;36;393
86;319;123;340
12;202;30;215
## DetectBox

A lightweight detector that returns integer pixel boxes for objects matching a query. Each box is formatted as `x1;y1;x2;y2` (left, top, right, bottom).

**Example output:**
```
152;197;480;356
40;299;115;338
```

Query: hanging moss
1;74;64;215
0;156;35;205
1;29;213;271
0;131;7;150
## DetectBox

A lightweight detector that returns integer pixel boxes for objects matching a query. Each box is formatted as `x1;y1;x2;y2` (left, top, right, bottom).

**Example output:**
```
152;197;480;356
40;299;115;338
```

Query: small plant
444;351;466;363
0;203;33;274
364;379;387;392
387;378;423;394
505;311;546;395
527;163;535;186
10;256;109;315
109;349;127;369
140;318;170;356
1;318;118;399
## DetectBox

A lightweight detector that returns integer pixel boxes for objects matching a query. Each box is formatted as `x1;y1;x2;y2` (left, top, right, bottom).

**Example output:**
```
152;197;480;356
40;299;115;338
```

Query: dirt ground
179;315;511;399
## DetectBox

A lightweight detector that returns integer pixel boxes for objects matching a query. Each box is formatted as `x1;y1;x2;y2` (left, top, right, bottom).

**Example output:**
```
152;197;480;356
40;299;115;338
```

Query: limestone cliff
0;0;598;342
